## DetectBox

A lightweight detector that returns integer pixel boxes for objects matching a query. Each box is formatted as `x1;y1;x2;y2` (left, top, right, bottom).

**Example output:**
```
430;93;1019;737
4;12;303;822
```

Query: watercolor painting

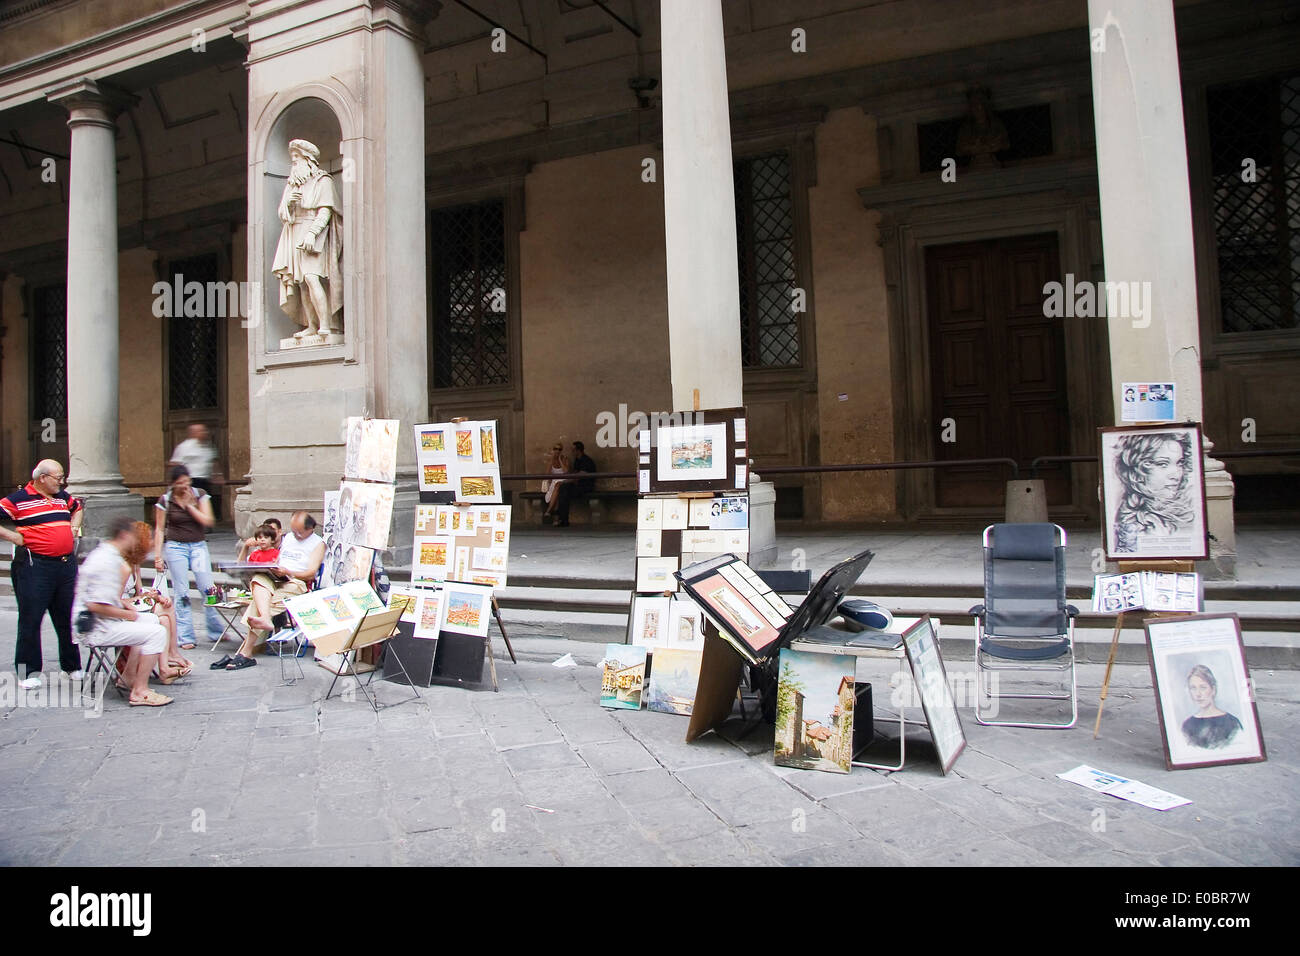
420;429;445;452
646;648;702;716
774;649;856;774
600;644;647;710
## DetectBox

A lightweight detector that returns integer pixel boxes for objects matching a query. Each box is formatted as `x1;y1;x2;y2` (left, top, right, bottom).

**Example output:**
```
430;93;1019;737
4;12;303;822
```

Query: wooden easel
1092;559;1195;738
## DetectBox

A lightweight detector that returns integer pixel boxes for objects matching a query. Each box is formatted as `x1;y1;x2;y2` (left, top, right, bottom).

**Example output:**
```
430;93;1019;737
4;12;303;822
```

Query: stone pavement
1;607;1297;867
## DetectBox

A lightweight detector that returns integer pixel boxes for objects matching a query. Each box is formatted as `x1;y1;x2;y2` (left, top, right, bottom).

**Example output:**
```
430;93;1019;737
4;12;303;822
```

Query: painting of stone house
775;649;855;774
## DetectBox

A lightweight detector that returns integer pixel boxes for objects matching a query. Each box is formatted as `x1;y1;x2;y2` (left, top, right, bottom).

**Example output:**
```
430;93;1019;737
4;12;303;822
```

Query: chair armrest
969;604;986;620
1065;605;1080;618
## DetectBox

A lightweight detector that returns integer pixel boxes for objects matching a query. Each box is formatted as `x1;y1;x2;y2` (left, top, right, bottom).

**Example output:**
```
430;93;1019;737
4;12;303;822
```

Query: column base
748;478;777;569
75;492;146;547
1205;470;1237;581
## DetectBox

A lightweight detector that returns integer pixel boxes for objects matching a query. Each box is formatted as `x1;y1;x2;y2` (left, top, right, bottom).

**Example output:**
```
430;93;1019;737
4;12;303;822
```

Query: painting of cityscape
774;648;856;774
646;648;702;716
600;643;646;710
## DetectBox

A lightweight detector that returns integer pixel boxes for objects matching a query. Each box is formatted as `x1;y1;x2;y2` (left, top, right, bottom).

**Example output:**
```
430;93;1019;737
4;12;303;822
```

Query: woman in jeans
153;465;222;649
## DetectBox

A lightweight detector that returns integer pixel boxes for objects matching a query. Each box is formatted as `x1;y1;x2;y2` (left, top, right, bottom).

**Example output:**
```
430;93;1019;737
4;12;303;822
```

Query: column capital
45;78;137;128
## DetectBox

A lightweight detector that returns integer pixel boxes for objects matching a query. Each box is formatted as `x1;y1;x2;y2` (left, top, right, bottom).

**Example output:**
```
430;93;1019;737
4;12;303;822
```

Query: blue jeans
164;540;223;644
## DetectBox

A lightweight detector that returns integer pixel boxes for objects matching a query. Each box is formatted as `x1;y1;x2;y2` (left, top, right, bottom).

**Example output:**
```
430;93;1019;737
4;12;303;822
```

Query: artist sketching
1181;664;1242;749
1111;432;1196;553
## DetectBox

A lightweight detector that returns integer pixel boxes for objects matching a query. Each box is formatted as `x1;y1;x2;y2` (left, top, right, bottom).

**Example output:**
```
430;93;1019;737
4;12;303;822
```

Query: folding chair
81;643;126;706
322;606;418;713
969;523;1079;729
265;625;306;684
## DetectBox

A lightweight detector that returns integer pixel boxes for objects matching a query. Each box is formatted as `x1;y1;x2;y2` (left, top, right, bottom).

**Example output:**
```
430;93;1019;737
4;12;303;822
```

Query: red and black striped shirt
0;482;80;557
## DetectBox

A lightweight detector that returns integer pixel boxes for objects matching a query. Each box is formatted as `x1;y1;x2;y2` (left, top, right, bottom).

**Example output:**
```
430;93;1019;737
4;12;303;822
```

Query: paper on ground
551;653;576;668
1058;765;1191;811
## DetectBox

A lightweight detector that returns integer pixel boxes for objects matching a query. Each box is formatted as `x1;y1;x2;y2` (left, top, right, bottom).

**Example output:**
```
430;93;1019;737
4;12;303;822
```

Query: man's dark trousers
554;483;585;526
11;549;81;677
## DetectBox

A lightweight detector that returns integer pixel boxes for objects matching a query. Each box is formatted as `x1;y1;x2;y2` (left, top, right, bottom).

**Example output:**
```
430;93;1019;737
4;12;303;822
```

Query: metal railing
499;457;1021;484
1029;447;1300;477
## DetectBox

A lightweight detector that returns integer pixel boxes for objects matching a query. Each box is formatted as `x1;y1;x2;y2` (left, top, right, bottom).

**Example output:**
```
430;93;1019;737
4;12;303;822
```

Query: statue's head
287;138;321;175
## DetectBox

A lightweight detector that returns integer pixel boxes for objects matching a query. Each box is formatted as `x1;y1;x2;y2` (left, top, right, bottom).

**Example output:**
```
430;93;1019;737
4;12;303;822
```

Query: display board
414;420;502;502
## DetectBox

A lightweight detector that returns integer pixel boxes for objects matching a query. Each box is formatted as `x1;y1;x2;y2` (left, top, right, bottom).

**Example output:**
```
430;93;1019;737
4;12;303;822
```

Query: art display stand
408;417;516;691
685;621;746;742
322;606;417;713
1093;559;1195;738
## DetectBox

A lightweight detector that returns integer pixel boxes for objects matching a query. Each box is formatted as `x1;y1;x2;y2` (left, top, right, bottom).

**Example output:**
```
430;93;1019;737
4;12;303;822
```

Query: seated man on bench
553;441;596;528
217;510;324;671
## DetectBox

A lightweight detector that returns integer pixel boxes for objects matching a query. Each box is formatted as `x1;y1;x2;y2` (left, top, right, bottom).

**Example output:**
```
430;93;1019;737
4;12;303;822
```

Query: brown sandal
129;690;173;707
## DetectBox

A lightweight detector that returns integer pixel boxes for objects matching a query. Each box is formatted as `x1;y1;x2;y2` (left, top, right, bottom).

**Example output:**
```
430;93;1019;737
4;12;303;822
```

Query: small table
209;599;251;653
788;616;939;773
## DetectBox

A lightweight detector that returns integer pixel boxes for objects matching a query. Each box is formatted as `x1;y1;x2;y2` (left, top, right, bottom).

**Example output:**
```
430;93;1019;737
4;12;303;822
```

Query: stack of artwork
411;503;512;590
415;420;502;502
1093;570;1201;613
320;417;401;588
616;407;751;718
284;581;386;656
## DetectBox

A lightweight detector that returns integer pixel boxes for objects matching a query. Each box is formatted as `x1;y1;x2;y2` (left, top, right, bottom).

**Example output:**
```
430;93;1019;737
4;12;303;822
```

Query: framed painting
1100;423;1208;562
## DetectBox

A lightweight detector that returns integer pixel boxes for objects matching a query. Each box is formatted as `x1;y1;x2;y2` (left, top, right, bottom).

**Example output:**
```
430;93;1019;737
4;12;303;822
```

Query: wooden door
925;234;1070;508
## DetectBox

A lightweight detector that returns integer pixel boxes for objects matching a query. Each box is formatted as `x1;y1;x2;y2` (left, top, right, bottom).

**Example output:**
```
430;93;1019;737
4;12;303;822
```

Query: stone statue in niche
272;138;344;348
955;86;1010;169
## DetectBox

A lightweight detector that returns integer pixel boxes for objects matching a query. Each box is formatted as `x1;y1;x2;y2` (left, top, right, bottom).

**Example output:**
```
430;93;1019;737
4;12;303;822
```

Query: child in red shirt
246;525;280;565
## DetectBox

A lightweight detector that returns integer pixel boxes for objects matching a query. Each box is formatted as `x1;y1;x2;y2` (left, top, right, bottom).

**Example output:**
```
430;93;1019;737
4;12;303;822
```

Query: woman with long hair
541;442;569;523
1111;432;1196;553
153;464;223;648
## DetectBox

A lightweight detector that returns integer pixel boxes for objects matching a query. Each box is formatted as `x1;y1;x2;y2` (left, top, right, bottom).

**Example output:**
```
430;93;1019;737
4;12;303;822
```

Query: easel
1092;559;1195;738
323;605;419;713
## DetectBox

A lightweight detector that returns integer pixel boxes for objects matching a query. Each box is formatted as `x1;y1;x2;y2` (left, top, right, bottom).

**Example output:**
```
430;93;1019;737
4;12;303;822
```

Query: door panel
926;234;1070;508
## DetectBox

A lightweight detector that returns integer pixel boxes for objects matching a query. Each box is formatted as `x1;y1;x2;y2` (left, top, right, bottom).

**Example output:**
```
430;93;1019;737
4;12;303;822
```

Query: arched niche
261;97;345;352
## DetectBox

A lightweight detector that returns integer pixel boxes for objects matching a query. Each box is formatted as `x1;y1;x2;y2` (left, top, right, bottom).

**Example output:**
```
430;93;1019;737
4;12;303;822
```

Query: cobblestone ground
0;618;1297;866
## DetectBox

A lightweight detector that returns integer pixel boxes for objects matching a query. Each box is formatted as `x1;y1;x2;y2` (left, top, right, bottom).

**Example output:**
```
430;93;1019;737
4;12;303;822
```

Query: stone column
660;0;773;565
47;79;141;534
371;1;431;567
1088;0;1235;575
660;0;744;411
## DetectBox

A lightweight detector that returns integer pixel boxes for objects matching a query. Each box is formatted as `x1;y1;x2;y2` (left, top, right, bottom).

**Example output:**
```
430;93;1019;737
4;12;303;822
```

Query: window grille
430;199;510;388
1207;74;1300;333
167;253;221;410
31;284;66;421
734;151;801;368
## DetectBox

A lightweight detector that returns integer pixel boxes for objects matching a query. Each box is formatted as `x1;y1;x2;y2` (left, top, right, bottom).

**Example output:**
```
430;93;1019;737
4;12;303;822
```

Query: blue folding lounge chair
969;523;1078;729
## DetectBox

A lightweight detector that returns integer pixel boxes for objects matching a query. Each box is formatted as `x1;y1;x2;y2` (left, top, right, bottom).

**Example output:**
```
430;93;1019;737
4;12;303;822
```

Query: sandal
129;690;173;707
180;643;197;651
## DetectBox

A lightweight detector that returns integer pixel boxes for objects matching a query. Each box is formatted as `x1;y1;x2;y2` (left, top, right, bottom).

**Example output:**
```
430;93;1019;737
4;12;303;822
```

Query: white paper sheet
1057;765;1191;811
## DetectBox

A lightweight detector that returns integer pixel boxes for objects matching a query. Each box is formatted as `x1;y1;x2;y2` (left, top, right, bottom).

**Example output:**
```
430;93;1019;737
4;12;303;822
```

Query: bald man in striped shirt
0;460;84;689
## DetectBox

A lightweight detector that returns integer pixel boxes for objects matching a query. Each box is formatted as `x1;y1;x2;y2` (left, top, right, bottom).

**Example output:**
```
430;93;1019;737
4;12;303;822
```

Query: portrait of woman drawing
1180;664;1242;750
1102;425;1207;560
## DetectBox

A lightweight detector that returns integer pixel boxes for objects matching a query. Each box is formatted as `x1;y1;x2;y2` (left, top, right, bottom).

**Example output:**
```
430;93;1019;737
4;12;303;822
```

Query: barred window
167;253;221;410
1207;74;1300;333
734;151;801;368
430;200;510;389
31;284;67;421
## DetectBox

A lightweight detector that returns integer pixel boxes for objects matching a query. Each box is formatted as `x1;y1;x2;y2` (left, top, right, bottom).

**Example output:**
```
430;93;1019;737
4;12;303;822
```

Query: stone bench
516;489;638;526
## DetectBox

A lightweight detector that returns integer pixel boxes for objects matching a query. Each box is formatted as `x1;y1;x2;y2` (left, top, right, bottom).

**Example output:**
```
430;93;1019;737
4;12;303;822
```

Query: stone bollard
1004;480;1048;523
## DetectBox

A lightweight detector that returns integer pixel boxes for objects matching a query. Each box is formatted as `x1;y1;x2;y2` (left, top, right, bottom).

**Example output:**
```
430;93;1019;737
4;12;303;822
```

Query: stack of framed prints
1092;570;1201;613
414;420;502;503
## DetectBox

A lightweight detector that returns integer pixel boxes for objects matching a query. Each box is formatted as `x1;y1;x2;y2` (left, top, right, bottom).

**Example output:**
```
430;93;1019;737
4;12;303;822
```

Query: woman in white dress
542;442;570;522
